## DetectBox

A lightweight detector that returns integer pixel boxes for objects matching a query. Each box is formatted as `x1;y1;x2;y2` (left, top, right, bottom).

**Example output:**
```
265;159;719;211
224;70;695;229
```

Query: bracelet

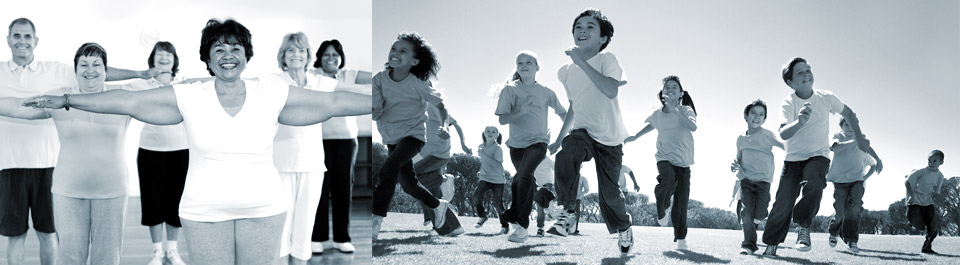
63;94;71;111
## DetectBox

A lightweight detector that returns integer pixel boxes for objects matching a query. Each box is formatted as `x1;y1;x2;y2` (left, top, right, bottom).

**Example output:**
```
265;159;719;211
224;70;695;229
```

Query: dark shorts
534;186;556;208
137;148;189;227
0;168;56;236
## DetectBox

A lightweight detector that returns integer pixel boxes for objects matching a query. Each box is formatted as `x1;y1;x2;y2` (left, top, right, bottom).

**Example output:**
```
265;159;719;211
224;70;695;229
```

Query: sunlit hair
658;75;697;115
743;99;767;119
199;18;253;76
931;150;945;161
781;57;808;86
511;50;540;82
148;41;179;77
481;126;503;145
8;17;35;34
572;8;614;52
277;32;312;71
314;39;346;69
73;42;107;71
385;32;439;81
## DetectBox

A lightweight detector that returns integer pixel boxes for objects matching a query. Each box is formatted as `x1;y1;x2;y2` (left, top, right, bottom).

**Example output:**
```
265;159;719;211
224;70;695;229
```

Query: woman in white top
127;41;189;265
22;19;371;265
310;39;371;254
0;43;136;265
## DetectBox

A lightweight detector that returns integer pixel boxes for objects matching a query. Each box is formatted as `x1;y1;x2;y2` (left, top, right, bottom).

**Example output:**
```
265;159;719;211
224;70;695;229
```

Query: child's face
516;54;540;80
927;153;944;170
484;127;499;142
840;121;854;136
572;16;607;50
744;105;766;129
388;40;418;70
788;62;814;91
662;80;682;101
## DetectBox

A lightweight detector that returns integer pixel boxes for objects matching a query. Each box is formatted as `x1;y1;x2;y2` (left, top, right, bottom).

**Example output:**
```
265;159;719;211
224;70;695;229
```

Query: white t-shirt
321;68;366;140
534;156;554;187
270;73;329;173
0;60;75;169
558;52;628;146
124;77;189;151
779;89;845;161
494;82;564;148
645;107;697;167
826;132;875;183
173;79;290;222
736;128;780;182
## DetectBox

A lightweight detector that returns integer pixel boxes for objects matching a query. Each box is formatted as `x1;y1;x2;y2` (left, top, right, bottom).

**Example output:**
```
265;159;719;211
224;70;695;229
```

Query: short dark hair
148;41;179;77
199;18;253;76
8;18;35;35
73;42;107;70
782;57;808;86
387;32;439;81
743;99;767;119
314;39;346;69
572;8;614;52
932;150;945;161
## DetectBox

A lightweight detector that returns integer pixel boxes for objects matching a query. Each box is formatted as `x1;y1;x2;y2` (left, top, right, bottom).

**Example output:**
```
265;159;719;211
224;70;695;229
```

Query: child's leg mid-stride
908;204;940;253
474;181;493;220
762;156;829;252
506;143;547;229
661;164;691;242
739;179;762;253
829;181;864;245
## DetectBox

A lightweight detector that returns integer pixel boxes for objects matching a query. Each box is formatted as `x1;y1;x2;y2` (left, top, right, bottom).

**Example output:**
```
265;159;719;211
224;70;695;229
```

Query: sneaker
795;226;812;252
507;224;528;243
334;242;356;253
311;242;324;254
536;228;544;237
572;230;580;235
739;248;753;255
500;226;510;235
763;245;778;256
432;200;450;228
546;212;569;237
147;249;163;265
847;242;860;253
618;227;634;253
423;220;432;227
677;239;688;250
658;198;672;226
566;211;579;234
372;215;384;240
921;240;937;254
164;249;186;265
475;217;488;228
829;235;838;248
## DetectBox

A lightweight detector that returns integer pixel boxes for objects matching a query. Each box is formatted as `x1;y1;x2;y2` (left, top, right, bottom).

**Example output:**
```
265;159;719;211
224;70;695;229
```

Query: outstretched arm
279;87;372;126
839;105;870;152
22;87;182;125
449;117;472;155
624;124;654;143
0;97;50;120
628;171;640;192
106;66;159;81
548;100;576;154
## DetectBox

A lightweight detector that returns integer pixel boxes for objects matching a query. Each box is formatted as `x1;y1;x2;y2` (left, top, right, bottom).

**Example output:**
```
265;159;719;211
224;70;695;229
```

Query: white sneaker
618;227;634;253
507;224;528;243
847;242;860;253
739;248;753;255
432;200;450;228
164;249;186;265
334;242;356;253
546;212;569;237
677;239;688;250
373;215;384;240
311;242;324;254
147;249;163;265
658;196;673;226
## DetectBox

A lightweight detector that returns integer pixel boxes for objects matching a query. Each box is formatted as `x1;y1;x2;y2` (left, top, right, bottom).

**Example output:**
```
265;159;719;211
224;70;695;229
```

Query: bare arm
673;106;697;132
355;70;373;85
497;102;528;125
628;171;640;192
0;97;50;120
449;118;472;155
566;48;625;99
780;102;812;140
624;124;655;143
863;165;876;180
864;145;883;174
279;87;372;126
548;100;576;154
106;66;158;81
22;87;182;125
839;105;869;152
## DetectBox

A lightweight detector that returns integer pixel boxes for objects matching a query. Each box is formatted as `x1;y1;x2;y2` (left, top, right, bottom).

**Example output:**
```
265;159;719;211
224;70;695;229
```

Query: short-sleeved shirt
534;156;554;187
372;71;443;145
645;107;697;167
0;60;76;169
827;132;875;183
270;73;331;173
906;167;945;206
619;165;633;192
736;128;780;182
420;104;452;159
780;89;845;161
124;77;189;151
494;82;563;148
477;143;505;184
558;52;628;146
321;68;365;140
48;85;132;199
173;79;290;222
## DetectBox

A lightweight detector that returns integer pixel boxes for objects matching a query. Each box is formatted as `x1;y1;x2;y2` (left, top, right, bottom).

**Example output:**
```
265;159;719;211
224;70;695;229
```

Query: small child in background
730;100;784;255
533;156;557;237
474;126;508;234
906;150;946;254
572;174;590;235
826;118;882;253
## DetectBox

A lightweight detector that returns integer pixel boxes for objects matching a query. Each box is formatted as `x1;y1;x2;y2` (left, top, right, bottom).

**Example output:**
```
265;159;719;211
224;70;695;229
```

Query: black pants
655;161;691;241
372;137;439;216
908;205;940;242
474;181;506;228
503;143;547;229
313;139;356;243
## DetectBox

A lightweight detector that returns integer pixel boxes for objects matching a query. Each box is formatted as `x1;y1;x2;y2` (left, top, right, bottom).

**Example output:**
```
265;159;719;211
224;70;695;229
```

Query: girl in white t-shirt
473;126;507;232
624;75;698;249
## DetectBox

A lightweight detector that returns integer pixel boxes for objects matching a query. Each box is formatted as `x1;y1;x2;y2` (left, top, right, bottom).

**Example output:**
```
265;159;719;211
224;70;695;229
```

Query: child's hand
798;102;813;125
875;159;884;174
624;135;639;143
438;128;450;140
462;144;473;155
730;158;741;172
564;46;587;65
548;141;561;154
662;91;682;111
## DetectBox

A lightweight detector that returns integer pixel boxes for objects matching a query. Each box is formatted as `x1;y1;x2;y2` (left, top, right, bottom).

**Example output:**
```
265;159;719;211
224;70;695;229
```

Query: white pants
53;194;128;265
279;172;323;260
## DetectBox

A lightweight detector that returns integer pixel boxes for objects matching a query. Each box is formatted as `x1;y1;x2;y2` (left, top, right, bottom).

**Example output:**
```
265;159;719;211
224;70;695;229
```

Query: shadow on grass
859;248;921;257
758;255;835;265
546;262;578;265
372;234;454;257
927;252;960;258
838;250;926;262
475;243;567;259
600;255;636;265
465;232;502;238
662;250;730;264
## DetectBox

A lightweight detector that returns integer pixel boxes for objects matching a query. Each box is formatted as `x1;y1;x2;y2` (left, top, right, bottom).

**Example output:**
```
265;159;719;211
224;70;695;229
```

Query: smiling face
320;45;342;73
788;62;814;92
572;16;607;51
388;40;418;71
283;44;308;71
152;49;175;73
515;54;539;81
75;55;105;90
483;126;499;143
7;22;37;59
745;105;767;129
207;37;246;81
662;80;682;101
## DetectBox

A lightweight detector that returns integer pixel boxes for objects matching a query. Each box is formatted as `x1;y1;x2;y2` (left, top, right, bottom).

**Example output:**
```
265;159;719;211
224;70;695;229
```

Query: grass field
374;212;960;265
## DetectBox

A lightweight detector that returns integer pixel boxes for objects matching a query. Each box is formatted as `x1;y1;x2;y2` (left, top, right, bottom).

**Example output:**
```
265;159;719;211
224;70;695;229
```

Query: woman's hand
22;95;67;109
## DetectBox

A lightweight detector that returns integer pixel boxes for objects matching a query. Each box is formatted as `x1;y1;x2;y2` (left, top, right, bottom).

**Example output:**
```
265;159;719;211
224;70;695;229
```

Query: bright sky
372;0;960;212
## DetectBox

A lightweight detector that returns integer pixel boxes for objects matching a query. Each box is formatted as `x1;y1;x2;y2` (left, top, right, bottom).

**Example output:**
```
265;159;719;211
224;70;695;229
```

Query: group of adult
0;17;371;265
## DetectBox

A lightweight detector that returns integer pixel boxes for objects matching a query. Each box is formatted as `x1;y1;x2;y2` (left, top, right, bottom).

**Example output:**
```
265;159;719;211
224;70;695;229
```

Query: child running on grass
906;150;946;254
474;126;508;234
533;156;557;237
826;117;882;253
